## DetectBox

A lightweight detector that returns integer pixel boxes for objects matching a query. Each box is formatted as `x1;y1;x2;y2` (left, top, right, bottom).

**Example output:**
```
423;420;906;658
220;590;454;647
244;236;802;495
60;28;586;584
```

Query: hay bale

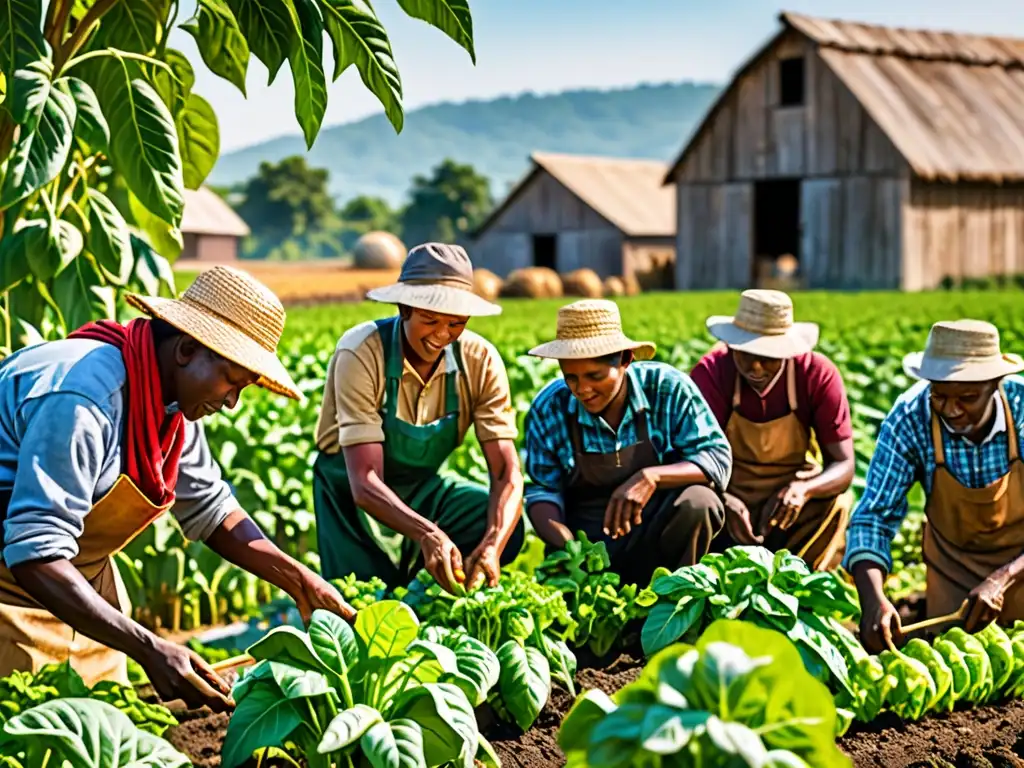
562;269;603;298
353;231;406;269
500;267;563;299
622;274;641;296
603;276;626;297
473;269;503;301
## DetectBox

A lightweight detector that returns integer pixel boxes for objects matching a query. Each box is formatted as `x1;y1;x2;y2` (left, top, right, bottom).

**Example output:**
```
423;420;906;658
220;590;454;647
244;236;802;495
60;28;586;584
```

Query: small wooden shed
180;187;251;262
665;12;1024;291
472;152;676;290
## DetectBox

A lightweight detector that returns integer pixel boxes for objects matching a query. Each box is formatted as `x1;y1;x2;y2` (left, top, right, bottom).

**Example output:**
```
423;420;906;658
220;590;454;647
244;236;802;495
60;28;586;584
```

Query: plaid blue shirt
844;375;1024;573
523;361;732;511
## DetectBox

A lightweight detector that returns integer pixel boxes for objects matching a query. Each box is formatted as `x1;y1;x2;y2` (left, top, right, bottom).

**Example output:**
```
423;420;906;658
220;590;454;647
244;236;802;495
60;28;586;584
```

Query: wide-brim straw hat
903;319;1024;382
529;299;656;360
127;265;301;400
366;242;501;317
706;289;818;359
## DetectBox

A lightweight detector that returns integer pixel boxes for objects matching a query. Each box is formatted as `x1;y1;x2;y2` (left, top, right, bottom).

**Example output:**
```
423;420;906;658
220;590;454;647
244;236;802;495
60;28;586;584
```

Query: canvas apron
724;362;850;570
314;316;469;581
0;475;168;686
922;386;1024;621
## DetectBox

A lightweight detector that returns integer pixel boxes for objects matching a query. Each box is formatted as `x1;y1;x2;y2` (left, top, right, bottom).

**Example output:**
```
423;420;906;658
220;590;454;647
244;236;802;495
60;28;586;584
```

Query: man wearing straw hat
848;319;1024;653
691;289;855;571
0;266;355;710
523;300;731;584
313;243;524;593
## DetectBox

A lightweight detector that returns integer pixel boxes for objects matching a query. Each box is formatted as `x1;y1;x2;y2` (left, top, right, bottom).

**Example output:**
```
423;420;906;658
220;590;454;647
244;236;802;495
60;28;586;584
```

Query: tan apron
0;475;168;686
724;362;851;570
922;386;1024;620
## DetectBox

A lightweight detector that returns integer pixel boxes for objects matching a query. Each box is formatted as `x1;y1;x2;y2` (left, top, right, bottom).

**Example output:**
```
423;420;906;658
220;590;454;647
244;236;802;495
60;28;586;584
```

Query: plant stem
54;0;120;74
46;0;75;53
62;48;173;74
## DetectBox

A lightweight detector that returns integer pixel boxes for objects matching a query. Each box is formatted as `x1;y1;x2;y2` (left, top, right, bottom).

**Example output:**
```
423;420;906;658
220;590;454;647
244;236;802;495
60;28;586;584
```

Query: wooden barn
180;187;250;263
665;12;1024;291
472;152;676;290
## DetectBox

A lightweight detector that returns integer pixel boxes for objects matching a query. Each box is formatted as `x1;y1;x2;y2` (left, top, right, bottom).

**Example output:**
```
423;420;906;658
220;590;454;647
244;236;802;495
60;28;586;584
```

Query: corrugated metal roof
180;187;251;237
476;152;674;237
664;13;1024;184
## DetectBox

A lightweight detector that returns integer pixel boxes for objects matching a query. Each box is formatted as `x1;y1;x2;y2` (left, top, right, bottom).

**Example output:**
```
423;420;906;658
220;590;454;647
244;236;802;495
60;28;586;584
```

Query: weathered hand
464;538;501;590
142;639;234;712
603;469;658;539
859;592;904;654
965;574;1008;633
723;493;762;545
420;529;464;594
293;571;357;625
762;480;811;535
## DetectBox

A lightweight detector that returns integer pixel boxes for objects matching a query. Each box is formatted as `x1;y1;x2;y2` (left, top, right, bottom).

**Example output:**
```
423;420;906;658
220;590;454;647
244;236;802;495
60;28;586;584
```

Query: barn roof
663;13;1024;185
476;152;675;238
180;187;251;237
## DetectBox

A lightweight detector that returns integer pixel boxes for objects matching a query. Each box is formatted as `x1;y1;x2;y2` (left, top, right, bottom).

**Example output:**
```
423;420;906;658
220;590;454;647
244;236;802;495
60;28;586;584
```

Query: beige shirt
315;320;518;453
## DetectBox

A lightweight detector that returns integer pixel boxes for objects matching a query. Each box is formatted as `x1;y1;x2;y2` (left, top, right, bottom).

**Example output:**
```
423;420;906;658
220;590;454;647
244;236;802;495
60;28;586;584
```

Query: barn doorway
752;179;801;288
532;234;557;270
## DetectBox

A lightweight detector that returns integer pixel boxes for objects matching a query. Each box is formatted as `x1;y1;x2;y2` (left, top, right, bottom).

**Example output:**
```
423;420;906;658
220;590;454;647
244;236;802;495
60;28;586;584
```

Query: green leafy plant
330;573;388;611
640;547;863;700
0;698;190;768
558;618;852;768
400;567;578;730
222;601;498;768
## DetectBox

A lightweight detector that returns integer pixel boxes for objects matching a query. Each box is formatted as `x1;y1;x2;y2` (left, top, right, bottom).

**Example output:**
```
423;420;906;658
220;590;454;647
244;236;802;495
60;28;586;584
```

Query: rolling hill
210;81;722;206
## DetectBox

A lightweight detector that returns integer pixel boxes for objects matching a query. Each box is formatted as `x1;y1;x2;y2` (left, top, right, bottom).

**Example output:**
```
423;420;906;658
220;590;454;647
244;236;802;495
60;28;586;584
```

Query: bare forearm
10;559;158;662
528;501;573;547
204;509;306;596
484;464;524;550
644;461;710;488
352;471;437;542
803;458;855;500
852;560;889;604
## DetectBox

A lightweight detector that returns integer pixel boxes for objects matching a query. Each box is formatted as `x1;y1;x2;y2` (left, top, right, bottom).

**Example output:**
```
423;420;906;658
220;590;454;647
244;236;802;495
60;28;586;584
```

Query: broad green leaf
246;626;326;672
1;698;191;767
9;59;51;126
181;0;250;95
355;600;419;659
226;0;293;84
704;717;770;765
176;92;218;189
419;629;499;707
0;0;45;84
558;689;617;754
93;56;184;226
131;234;177;296
288;0;327;148
317;704;382;753
87;0;168;53
641;597;705;656
496;641;549;731
18;216;83;281
320;0;403;132
222;684;304;768
232;660;333;702
151;48;195;118
52;254;116;331
86;189;133;284
390;683;477;767
641;708;708;754
308;608;359;688
373;655;443;710
360;718;427;768
0;218;41;290
0;71;76;208
61;77;109;151
395;0;474;63
128;191;183;260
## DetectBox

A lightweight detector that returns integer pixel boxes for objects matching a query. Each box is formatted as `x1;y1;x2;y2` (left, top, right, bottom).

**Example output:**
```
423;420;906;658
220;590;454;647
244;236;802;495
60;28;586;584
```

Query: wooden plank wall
471;232;532;275
558;230;625;277
676;183;753;289
903;181;1024;290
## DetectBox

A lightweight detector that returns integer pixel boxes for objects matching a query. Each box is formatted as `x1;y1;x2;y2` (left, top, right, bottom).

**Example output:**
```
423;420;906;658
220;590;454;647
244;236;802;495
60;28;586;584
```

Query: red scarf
68;318;185;507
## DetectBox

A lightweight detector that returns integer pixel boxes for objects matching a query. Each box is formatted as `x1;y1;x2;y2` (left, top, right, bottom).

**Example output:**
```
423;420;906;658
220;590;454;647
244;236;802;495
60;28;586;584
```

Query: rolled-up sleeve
666;372;732;492
3;394;111;567
523;396;568;512
171;420;237;542
842;411;920;573
332;348;386;447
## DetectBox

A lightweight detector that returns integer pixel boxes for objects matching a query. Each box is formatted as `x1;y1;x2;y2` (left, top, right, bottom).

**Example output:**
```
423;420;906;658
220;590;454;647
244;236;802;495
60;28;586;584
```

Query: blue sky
168;0;1024;152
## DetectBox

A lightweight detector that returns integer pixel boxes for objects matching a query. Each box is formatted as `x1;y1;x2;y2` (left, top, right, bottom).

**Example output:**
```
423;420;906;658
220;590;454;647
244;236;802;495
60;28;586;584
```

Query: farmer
690;289;855;570
848;319;1024;653
523;299;731;585
0;266;355;710
313;243;524;593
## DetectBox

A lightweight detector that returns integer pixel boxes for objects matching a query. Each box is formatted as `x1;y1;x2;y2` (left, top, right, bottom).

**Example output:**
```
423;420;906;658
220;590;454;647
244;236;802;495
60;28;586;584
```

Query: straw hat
528;299;655;360
706;289;818;359
366;243;501;317
903;319;1024;382
126;265;300;400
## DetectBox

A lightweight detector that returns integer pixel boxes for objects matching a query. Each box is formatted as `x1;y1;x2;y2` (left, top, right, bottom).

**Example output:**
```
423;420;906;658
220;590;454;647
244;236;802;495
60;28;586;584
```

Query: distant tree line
213;156;494;261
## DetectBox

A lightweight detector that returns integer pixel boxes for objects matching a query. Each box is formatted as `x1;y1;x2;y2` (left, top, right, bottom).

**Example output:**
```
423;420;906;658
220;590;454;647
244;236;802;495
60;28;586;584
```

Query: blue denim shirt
0;338;235;567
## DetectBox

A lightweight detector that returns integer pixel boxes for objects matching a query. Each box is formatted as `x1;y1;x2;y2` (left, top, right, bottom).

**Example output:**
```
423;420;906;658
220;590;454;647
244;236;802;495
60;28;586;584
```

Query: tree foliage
400;158;492;246
0;0;477;353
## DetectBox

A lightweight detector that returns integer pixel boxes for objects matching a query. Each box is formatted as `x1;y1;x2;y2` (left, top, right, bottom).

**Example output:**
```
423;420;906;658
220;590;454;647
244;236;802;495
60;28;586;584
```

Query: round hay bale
603;276;627;297
473;268;503;301
353;231;406;269
562;268;603;298
500;267;563;299
622;274;641;296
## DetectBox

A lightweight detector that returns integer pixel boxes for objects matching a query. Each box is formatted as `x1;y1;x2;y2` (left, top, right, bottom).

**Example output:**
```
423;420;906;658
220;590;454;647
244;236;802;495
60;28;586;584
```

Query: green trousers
313;452;525;586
